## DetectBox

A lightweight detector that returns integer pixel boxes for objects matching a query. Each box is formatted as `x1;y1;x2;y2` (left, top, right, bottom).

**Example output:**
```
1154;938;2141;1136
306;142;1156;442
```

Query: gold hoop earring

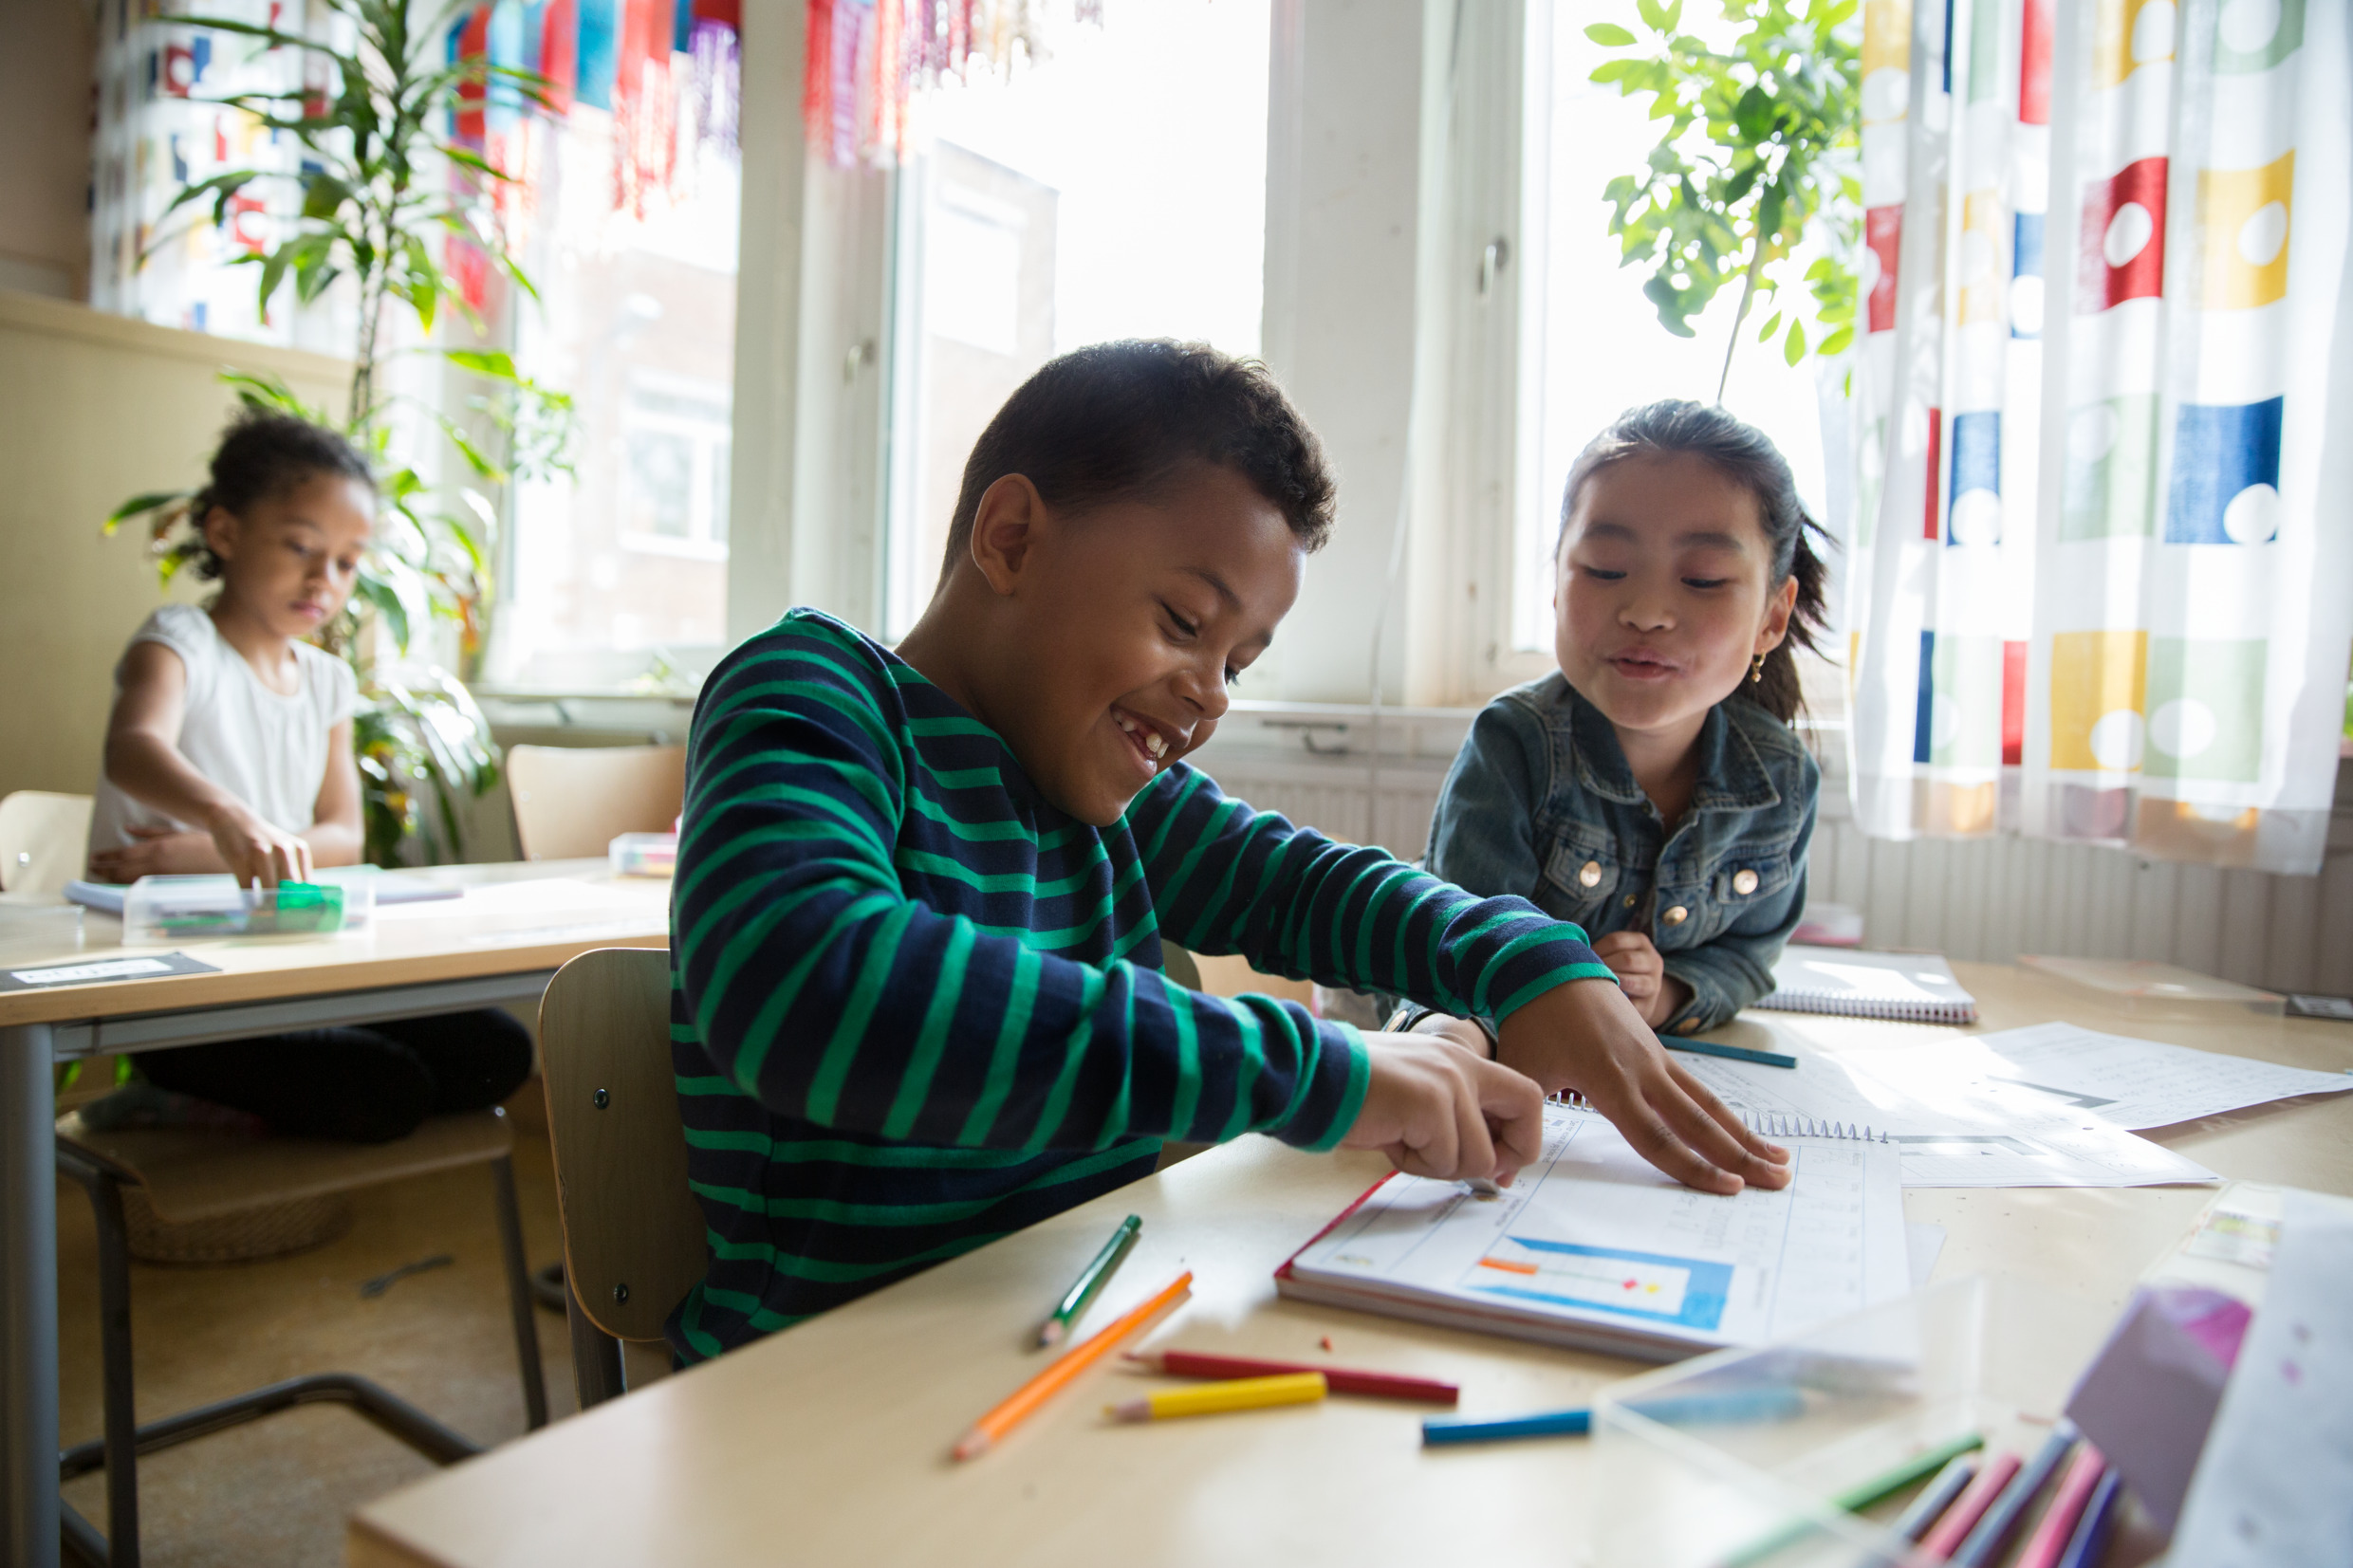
1751;653;1767;684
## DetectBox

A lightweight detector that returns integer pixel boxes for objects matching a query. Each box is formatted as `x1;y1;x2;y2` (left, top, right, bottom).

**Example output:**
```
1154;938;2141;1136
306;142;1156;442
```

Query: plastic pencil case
1588;1275;2112;1568
609;832;678;878
121;875;374;945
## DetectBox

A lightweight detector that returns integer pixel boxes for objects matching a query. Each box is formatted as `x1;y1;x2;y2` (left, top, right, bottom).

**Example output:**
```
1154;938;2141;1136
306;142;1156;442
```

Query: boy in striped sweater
667;342;1788;1361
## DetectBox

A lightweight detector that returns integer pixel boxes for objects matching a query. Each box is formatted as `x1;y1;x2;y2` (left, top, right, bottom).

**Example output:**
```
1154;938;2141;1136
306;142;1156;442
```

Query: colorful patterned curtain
1846;0;2352;876
801;0;1100;169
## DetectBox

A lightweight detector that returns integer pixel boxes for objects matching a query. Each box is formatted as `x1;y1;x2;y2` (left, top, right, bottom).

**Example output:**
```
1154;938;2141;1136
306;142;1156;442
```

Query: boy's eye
1161;603;1199;638
1224;666;1243;688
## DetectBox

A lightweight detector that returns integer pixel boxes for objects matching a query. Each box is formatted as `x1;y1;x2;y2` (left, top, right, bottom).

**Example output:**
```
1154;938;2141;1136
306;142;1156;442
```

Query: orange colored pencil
952;1270;1193;1461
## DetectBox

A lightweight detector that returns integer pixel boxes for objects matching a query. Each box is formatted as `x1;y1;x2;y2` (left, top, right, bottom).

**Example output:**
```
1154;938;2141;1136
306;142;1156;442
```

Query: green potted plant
104;0;575;865
1586;0;1862;397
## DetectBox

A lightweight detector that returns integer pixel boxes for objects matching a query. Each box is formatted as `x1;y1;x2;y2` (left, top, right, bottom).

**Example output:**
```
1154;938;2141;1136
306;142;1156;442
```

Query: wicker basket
120;1185;354;1264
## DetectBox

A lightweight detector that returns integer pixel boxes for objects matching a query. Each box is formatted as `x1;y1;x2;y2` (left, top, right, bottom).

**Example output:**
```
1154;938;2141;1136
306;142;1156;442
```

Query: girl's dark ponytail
1560;398;1836;726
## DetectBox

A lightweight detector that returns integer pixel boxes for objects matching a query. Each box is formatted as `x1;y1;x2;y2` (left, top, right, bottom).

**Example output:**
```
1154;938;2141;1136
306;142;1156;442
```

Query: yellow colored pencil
952;1270;1193;1460
1106;1372;1328;1423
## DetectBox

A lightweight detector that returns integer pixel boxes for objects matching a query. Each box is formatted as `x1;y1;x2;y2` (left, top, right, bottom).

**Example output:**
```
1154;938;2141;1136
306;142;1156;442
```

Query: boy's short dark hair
191;408;376;581
940;340;1335;581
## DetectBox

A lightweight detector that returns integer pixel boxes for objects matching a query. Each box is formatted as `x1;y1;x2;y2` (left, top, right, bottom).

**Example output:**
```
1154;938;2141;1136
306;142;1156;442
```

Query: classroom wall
0;289;352;802
0;1;96;301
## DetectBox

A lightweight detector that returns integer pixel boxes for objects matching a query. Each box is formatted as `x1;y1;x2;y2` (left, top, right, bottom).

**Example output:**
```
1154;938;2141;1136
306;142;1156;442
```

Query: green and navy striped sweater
666;610;1613;1360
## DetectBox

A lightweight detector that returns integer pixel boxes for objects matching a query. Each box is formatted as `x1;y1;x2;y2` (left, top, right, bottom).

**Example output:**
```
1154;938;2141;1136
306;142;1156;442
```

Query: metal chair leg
56;1145;141;1568
488;1155;548;1430
565;1278;627;1411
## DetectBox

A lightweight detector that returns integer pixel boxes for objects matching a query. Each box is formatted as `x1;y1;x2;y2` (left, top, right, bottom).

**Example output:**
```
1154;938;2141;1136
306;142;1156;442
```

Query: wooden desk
0;861;669;1568
346;964;2353;1568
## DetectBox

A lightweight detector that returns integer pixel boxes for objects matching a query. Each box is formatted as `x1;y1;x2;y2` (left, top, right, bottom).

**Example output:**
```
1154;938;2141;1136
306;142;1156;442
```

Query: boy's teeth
1144;732;1167;758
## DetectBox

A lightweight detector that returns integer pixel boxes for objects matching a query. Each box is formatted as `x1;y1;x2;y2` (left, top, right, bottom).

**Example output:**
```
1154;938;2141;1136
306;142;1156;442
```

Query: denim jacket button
1578;860;1603;888
1732;868;1759;895
1663;905;1688;925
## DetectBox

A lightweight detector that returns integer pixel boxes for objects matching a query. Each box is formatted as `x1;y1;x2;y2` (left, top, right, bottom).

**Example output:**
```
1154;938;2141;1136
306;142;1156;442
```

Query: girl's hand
1494;977;1789;1195
1589;930;1693;1028
204;808;313;887
1341;1031;1547;1187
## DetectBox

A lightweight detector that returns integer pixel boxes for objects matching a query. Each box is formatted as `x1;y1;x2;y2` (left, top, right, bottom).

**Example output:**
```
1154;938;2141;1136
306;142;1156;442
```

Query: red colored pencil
1918;1451;2022;1561
2014;1446;2107;1568
1124;1349;1459;1406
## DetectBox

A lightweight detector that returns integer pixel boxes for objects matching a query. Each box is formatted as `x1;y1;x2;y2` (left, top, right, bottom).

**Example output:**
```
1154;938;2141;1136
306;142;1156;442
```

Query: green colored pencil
1667;1038;1799;1069
1717;1430;1985;1568
1037;1214;1142;1348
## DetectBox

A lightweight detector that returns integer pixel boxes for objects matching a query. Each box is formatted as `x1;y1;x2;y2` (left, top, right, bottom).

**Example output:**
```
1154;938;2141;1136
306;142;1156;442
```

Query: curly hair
1559;399;1834;725
939;340;1334;583
187;409;376;580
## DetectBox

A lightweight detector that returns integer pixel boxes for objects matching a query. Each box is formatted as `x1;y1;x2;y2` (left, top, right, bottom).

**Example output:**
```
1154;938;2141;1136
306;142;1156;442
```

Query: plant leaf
1585;22;1638;46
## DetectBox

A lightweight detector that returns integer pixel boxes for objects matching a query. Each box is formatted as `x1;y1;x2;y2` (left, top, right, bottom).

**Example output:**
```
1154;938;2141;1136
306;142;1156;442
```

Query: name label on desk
2;952;222;991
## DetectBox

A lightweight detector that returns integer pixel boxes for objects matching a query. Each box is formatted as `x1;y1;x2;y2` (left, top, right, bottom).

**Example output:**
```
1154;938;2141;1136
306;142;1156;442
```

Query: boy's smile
898;463;1306;826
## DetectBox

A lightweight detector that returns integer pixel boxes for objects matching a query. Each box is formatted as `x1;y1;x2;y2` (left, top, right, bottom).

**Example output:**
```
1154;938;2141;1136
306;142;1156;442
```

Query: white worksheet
1675;1039;2219;1189
2169;1190;2353;1568
1930;1023;2352;1130
1280;1105;1909;1358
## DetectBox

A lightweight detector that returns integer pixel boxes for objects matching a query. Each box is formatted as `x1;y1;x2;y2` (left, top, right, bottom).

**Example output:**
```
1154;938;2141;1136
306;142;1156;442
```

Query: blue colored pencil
1422;1385;1804;1447
2054;1471;2122;1568
1666;1038;1799;1069
1893;1454;1980;1542
1955;1427;2077;1566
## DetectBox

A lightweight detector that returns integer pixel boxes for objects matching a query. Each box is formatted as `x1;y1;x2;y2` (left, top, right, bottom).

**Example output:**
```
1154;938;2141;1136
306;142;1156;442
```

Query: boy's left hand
1495;977;1789;1196
1589;931;1692;1028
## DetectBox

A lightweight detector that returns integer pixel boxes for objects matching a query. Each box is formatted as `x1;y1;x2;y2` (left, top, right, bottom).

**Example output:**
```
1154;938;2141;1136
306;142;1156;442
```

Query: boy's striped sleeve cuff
1454;905;1616;1024
1272;1019;1371;1153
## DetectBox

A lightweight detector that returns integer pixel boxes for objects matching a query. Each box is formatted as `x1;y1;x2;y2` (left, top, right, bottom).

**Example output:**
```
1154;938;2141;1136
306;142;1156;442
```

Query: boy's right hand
1340;1031;1547;1186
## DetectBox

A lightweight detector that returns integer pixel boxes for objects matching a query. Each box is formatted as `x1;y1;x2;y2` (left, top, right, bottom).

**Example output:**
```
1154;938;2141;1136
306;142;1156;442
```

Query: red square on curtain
2019;0;2053;125
2000;640;2027;765
454;5;492;146
2076;157;2167;314
540;0;579;114
1922;407;1942;541
1866;205;1902;333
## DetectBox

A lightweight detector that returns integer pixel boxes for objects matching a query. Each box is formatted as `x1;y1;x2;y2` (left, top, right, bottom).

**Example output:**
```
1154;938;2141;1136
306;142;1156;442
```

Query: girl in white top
86;411;529;1142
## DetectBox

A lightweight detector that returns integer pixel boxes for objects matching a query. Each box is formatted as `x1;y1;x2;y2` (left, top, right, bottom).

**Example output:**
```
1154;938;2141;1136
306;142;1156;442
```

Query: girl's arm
301;719;364;867
92;641;316;885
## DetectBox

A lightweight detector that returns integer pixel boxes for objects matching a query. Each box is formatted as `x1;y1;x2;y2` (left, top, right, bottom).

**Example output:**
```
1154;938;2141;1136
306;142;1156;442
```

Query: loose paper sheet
1675;1037;2218;1189
1925;1022;2351;1130
2169;1190;2353;1568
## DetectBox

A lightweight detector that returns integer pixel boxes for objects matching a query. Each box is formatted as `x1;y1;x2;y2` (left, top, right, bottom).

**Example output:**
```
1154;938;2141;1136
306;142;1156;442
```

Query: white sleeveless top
87;604;360;858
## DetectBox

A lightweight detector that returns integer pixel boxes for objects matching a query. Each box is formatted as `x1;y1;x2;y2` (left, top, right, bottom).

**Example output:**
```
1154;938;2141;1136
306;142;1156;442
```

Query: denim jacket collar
1561;680;1784;815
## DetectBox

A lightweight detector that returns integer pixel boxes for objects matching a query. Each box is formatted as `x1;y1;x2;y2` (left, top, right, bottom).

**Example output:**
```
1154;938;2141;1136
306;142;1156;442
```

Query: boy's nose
1175;662;1229;722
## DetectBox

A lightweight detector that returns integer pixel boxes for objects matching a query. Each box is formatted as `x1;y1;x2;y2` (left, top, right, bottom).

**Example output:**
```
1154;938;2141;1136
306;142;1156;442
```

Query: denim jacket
1425;673;1819;1035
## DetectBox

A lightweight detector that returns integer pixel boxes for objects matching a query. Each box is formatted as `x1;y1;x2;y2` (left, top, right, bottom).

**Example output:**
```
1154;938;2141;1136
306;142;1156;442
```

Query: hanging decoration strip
802;0;1102;170
1844;0;2352;876
89;0;743;341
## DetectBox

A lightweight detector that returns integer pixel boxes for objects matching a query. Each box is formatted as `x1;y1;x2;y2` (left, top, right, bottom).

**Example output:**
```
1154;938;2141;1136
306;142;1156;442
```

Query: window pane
1518;14;1835;656
497;107;739;685
882;0;1271;638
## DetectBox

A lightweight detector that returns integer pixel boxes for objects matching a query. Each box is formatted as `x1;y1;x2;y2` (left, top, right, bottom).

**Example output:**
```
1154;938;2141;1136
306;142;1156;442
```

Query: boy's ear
968;474;1048;596
1754;573;1799;654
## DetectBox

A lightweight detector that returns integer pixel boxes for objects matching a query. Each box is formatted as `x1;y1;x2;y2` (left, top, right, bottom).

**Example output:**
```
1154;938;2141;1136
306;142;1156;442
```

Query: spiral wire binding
1741;1110;1890;1143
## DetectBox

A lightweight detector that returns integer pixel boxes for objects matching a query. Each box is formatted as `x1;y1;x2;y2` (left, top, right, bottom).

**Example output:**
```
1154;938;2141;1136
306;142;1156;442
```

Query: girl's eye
1683;577;1732;590
1581;566;1625;581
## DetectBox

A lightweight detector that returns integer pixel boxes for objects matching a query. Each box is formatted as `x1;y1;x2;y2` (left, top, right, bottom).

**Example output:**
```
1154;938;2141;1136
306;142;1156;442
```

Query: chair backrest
0;791;95;895
537;947;707;1342
507;745;686;862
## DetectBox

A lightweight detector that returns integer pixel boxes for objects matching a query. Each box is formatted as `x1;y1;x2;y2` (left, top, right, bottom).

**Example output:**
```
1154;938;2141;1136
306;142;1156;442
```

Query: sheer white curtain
1845;0;2350;876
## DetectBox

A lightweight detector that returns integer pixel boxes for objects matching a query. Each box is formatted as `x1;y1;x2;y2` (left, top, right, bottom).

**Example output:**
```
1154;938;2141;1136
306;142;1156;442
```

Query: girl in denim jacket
1422;400;1829;1039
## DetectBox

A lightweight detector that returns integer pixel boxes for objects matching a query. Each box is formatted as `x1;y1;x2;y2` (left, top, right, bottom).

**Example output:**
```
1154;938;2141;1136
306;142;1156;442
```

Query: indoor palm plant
104;0;574;865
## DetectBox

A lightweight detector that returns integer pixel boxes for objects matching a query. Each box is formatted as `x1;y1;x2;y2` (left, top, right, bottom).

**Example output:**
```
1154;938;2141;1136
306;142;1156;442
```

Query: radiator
1192;724;2353;999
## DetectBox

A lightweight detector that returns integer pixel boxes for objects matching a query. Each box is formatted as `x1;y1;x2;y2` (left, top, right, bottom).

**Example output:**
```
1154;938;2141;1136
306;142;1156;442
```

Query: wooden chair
0;790;95;894
507;745;686;862
536;947;706;1410
53;1108;546;1568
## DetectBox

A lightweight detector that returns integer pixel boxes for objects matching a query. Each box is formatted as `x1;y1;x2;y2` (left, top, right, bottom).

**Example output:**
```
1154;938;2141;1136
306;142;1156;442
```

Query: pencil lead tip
1037;1321;1065;1348
1107;1399;1150;1422
952;1430;990;1461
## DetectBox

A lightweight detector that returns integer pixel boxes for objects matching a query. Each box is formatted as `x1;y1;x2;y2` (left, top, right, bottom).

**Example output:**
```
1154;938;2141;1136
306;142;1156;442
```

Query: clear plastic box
608;831;678;878
121;875;374;945
1589;1276;2113;1568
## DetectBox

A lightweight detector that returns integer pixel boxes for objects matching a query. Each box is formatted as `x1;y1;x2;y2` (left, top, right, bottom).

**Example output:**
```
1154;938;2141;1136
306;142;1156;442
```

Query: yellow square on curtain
1862;0;1910;124
2049;629;2149;771
2095;0;2176;89
1959;187;2007;325
2198;151;2294;310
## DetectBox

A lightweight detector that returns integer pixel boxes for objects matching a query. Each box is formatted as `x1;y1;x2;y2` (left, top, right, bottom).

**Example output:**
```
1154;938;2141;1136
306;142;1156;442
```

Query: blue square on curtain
2011;212;2045;339
576;0;620;110
673;0;693;54
2164;397;2284;544
1946;412;2001;545
1913;630;1937;765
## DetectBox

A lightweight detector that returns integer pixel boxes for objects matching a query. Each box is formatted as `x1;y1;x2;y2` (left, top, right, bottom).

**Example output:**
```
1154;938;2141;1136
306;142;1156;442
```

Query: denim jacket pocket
1673;850;1796;944
1538;832;1621;932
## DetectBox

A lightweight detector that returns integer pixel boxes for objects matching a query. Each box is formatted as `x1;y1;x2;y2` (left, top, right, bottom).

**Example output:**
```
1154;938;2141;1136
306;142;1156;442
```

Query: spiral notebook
1756;945;1977;1024
1275;1104;1909;1361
